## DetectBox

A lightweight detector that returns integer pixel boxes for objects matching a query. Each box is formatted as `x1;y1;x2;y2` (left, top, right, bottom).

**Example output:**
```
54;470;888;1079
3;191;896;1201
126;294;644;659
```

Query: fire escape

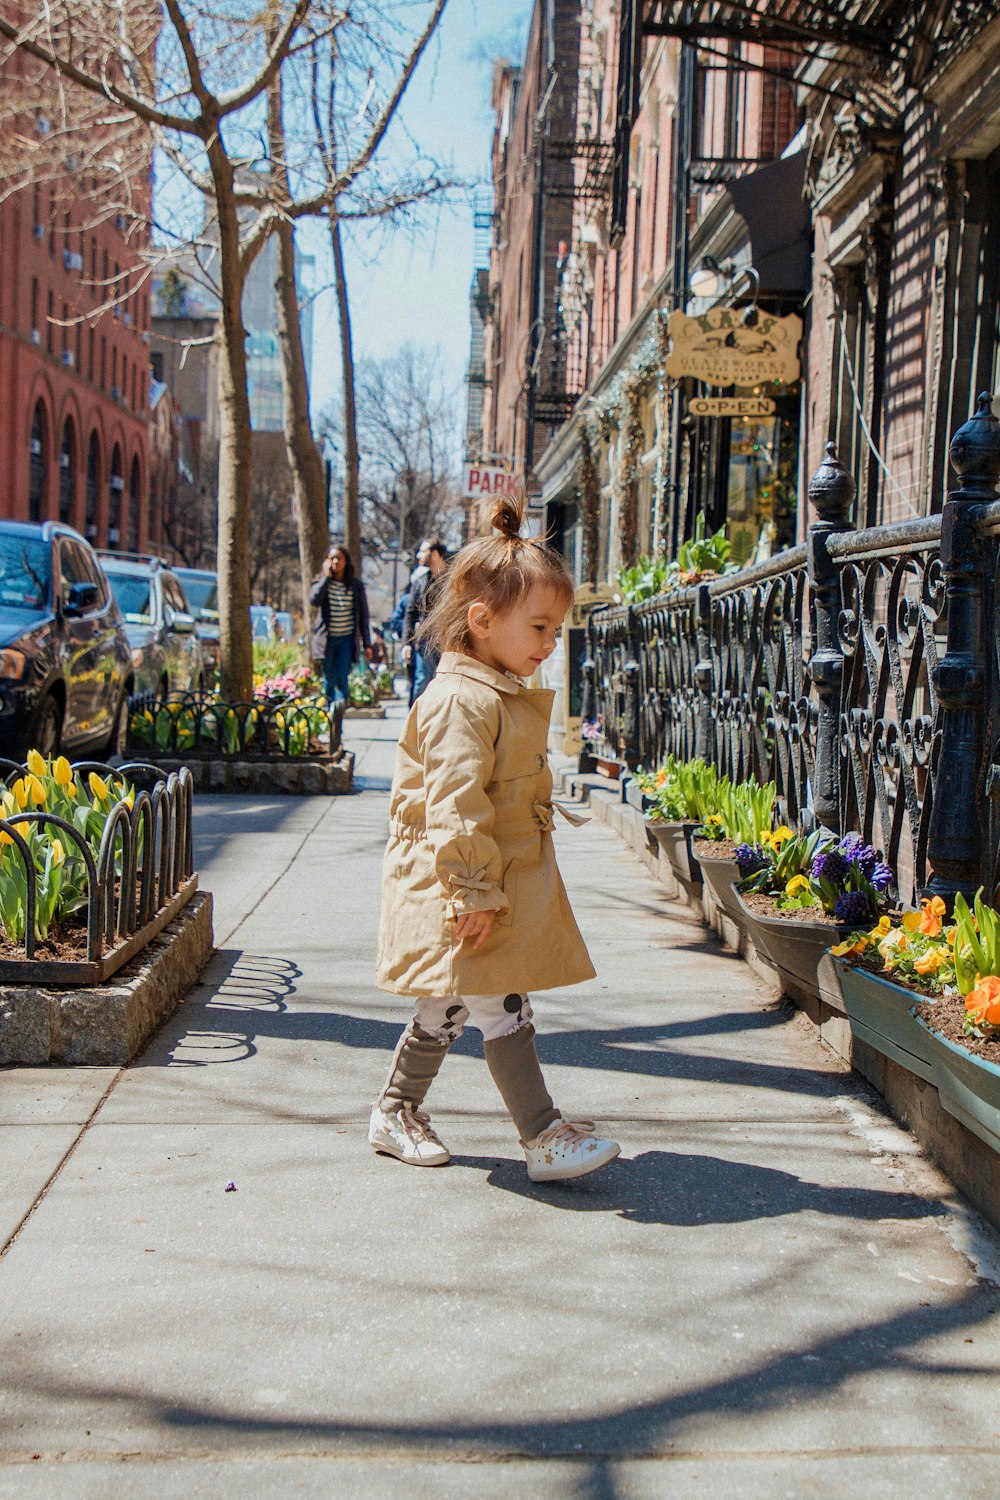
465;190;493;460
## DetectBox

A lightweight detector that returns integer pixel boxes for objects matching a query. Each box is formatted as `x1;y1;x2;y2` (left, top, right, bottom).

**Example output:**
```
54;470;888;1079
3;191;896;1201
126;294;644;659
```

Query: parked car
174;567;221;678
0;520;134;759
250;604;277;644
97;553;206;700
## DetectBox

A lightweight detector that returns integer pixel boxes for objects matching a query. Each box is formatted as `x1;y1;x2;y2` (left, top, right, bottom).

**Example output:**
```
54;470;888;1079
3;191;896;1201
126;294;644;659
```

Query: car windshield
179;574;218;617
107;573;153;623
0;535;51;611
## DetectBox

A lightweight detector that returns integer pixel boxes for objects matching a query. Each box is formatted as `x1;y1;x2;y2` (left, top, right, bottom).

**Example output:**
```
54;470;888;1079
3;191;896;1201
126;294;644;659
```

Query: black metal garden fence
582;394;1000;905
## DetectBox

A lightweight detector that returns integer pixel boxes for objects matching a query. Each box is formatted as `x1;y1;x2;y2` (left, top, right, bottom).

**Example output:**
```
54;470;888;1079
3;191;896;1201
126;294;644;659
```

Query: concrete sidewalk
1;705;999;1499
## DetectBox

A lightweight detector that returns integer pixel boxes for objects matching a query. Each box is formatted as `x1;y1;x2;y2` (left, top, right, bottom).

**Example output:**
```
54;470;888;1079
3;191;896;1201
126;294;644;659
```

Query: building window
46;290;54;354
59;418;76;525
85;432;100;540
29;402;48;521
151;349;163;384
108;443;123;546
128;456;141;551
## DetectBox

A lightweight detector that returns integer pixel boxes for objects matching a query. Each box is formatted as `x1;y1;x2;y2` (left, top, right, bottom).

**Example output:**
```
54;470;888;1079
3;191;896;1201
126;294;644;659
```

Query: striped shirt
327;579;354;638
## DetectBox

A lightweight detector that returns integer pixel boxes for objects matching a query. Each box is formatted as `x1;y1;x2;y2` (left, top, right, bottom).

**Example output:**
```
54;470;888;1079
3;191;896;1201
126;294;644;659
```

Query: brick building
0;46;152;548
472;2;997;586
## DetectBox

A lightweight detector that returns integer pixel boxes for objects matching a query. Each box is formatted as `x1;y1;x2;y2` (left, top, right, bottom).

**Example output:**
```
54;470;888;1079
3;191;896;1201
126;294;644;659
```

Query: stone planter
647;820;702;889
839;963;940;1082
913;1015;1000;1154
692;843;745;931
736;890;847;1013
624;778;652;813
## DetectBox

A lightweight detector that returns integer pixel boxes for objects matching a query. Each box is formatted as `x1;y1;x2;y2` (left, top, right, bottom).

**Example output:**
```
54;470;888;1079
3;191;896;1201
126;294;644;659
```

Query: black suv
0;521;134;758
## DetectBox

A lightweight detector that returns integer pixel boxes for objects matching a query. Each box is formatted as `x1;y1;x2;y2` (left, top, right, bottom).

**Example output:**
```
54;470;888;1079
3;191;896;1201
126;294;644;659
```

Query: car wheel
103;693;128;761
30;694;62;758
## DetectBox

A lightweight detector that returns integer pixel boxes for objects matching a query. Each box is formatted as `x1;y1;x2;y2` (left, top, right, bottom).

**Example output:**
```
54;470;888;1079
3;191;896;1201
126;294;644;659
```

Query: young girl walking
371;492;620;1182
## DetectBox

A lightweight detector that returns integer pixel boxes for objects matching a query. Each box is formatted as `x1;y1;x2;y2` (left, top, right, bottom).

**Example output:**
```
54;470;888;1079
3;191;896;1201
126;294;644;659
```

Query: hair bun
490;487;526;540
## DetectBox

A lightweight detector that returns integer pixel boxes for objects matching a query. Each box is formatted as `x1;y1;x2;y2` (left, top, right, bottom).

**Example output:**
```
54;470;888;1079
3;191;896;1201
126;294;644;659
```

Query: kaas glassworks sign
667;309;801;387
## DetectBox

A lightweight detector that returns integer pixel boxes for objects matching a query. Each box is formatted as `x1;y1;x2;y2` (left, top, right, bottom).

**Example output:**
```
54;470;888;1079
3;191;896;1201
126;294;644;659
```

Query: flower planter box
692;843;745;931
736;890;848;1013
624;778;653;813
647;820;702;889
913;1015;1000;1154
838;963;940;1082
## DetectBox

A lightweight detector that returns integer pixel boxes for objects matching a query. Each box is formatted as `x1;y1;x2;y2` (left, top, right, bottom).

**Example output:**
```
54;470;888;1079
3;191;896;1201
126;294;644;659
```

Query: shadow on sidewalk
440;1149;947;1227
144;953;843;1105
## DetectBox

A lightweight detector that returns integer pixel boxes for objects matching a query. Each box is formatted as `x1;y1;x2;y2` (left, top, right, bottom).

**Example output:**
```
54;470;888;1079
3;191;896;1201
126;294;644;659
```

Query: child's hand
454;909;496;950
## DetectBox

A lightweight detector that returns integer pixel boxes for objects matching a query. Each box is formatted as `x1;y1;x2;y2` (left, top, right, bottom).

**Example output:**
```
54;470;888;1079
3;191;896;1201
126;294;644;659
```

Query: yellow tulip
88;771;110;802
10;778;28;810
50;838;65;867
26;773;46;806
26;749;46;777
53;755;73;786
0;791;14;819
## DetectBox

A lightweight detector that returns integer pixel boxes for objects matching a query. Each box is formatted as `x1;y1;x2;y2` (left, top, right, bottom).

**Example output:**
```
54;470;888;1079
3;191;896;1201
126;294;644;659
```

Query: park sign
667;308;802;388
688;395;777;418
463;463;518;500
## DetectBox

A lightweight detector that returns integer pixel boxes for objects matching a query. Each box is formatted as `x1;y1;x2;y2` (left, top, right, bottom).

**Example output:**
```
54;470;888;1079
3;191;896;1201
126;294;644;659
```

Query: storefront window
725;395;798;566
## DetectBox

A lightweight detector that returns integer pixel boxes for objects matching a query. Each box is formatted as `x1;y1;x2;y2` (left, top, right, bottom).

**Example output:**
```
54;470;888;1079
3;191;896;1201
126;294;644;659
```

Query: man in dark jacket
401;538;447;703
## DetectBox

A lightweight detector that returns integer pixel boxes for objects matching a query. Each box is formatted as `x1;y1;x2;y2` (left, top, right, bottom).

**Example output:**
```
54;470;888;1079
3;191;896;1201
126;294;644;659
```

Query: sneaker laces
530;1118;597;1150
396;1105;444;1147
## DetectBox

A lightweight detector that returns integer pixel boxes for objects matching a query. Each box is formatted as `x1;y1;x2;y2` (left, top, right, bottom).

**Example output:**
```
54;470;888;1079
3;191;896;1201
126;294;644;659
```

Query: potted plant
642;758;722;890
831;895;957;1084
735;830;895;1008
692;778;777;930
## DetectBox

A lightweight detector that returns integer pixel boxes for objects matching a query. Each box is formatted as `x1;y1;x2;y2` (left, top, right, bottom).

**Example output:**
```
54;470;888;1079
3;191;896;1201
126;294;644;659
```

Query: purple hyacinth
834;890;874;924
735;842;769;875
839;833;878;877
871;861;894;893
812;850;850;885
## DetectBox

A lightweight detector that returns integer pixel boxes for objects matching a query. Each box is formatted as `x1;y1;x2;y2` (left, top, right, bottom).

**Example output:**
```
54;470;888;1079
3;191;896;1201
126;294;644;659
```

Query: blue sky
301;0;533;428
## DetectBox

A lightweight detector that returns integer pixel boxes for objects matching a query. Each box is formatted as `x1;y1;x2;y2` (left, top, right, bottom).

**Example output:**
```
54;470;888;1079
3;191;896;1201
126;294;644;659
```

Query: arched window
85;432;100;541
59;417;76;525
28;401;48;521
108;443;123;547
128;455;140;551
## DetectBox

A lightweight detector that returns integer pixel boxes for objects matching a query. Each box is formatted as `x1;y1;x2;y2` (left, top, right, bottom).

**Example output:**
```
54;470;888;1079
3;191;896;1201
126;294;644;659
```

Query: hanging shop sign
688;396;777;418
462;463;518;499
667;309;801;388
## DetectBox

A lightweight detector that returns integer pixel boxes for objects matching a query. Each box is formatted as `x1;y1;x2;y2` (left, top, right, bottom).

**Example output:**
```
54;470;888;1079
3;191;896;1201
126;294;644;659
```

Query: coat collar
437;651;525;696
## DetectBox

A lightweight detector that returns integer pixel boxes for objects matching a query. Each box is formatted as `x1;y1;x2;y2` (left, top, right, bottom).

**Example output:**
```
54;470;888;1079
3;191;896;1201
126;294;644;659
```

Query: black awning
725;151;810;296
642;1;902;60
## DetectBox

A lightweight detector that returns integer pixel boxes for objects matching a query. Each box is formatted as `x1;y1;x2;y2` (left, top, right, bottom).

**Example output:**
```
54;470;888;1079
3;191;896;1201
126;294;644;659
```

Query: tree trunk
330;207;361;563
208;137;254;701
275;218;329;636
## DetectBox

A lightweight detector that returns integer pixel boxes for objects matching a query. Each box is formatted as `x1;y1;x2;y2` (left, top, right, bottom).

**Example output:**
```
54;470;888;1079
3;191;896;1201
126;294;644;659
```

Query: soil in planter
913;995;1000;1064
691;836;739;860
739;891;848;927
0;874;154;963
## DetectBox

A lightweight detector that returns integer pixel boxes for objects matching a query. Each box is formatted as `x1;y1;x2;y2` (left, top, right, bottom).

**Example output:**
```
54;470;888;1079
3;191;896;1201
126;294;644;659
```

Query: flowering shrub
253;667;321;706
0;752;135;944
739;829;894;922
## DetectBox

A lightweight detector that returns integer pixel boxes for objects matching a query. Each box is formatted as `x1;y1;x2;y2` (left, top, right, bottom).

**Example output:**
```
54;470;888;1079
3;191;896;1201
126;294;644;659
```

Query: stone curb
0;891;214;1067
130;751;355;795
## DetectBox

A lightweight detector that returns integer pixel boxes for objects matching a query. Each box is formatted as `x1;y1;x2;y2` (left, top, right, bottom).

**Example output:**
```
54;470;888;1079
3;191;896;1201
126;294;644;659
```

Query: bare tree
0;0;450;698
324;344;463;557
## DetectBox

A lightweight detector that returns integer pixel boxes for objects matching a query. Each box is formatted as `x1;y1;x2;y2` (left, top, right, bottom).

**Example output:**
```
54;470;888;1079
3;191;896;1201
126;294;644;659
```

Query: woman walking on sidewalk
371;491;620;1182
309;544;371;707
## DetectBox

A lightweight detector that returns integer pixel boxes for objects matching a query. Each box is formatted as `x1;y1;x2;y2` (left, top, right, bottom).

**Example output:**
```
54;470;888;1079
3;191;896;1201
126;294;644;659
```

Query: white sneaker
369;1103;450;1167
523;1118;620;1182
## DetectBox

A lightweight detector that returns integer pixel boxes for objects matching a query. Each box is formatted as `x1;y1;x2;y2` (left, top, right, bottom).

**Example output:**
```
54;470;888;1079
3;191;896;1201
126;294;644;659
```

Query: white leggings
413;991;533;1045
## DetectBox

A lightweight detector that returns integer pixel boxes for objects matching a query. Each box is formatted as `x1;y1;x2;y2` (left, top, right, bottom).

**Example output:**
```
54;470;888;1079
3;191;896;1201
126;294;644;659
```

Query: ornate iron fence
127;694;344;761
0;760;195;981
583;395;1000;904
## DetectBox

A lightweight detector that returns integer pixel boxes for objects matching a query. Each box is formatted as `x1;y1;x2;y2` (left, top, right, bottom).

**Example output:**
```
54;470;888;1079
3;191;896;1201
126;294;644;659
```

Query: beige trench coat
376;652;595;997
